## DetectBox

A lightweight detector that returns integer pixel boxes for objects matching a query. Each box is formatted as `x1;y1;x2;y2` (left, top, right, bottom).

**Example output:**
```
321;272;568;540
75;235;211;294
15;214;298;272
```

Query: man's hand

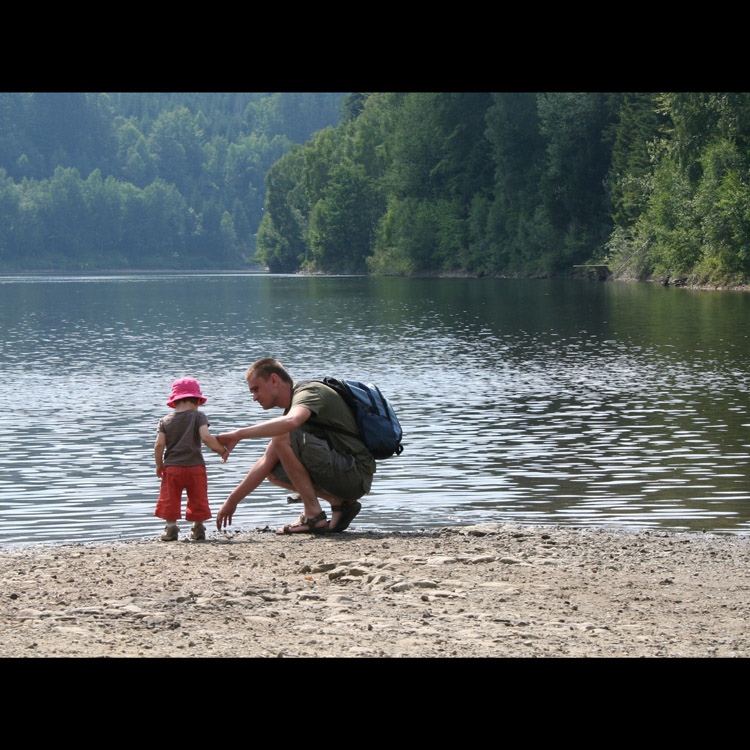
216;498;239;531
217;432;240;460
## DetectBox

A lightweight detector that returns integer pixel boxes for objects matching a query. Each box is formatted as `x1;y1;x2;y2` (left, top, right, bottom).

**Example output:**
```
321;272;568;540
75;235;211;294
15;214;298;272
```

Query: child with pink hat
154;377;228;541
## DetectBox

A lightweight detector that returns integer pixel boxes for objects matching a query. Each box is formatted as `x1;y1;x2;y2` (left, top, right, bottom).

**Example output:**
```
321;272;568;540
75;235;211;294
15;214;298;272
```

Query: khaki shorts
271;429;372;502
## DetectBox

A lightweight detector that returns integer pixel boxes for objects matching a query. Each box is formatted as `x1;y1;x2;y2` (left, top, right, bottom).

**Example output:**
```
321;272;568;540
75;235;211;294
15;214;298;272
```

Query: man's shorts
154;465;212;522
271;429;372;502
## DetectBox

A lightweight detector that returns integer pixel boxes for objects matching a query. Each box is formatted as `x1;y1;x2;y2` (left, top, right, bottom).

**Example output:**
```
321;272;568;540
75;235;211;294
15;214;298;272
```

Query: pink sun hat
167;377;207;408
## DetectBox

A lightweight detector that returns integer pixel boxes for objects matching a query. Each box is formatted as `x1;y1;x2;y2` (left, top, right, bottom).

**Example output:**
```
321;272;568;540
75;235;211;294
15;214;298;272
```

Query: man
216;358;375;534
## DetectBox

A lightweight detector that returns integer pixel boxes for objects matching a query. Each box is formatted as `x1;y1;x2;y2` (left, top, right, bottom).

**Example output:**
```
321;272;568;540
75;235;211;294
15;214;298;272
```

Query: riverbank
2;523;748;658
5;266;750;293
610;271;750;292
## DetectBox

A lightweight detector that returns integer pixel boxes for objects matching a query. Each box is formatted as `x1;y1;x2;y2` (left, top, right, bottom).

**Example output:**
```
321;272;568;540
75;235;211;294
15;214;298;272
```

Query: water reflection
1;273;750;546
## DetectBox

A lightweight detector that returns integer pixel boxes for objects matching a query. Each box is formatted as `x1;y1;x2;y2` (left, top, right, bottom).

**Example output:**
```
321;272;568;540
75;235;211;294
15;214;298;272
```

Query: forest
0;92;346;269
3;92;750;287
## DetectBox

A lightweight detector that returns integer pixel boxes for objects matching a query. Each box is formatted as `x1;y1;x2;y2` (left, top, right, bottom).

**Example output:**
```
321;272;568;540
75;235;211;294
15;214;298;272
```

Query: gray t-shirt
157;409;209;466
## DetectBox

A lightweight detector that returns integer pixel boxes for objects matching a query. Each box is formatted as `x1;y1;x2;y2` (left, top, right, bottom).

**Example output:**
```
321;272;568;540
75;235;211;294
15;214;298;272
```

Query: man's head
245;358;293;410
245;358;292;385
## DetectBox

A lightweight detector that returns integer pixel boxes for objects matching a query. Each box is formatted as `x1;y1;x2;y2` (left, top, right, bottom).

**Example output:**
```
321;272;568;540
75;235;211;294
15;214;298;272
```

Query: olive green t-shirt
290;381;376;476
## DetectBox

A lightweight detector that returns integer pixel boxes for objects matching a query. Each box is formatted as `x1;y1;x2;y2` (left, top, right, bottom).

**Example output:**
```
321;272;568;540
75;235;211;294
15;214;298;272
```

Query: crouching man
216;358;375;534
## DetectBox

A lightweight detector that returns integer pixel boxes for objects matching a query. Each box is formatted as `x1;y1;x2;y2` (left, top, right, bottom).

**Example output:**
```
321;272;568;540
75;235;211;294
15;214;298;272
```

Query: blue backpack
306;377;404;460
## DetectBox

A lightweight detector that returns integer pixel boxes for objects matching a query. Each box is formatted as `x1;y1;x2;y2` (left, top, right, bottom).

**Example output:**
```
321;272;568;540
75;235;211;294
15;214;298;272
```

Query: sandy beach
1;522;749;658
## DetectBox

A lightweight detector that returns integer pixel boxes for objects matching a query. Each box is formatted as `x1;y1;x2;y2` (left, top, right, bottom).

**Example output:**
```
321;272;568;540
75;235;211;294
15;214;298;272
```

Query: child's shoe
160;524;179;542
191;522;206;541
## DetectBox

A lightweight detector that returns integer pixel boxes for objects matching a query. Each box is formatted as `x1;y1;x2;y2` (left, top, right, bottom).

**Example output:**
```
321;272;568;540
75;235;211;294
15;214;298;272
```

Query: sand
1;522;749;658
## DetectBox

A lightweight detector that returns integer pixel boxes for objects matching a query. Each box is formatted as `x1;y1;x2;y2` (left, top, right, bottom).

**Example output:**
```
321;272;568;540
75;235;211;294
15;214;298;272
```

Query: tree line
0;92;345;270
4;92;750;286
257;92;750;286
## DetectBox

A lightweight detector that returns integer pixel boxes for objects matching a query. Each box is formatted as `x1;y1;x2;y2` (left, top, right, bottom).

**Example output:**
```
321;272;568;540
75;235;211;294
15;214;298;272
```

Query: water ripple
2;274;750;545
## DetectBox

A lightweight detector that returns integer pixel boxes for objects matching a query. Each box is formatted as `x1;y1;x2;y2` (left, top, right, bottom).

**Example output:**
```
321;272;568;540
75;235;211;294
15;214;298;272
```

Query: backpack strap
292;380;365;445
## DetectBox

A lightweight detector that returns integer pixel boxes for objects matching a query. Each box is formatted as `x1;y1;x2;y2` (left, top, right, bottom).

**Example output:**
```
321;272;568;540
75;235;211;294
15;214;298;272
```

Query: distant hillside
0;92;347;270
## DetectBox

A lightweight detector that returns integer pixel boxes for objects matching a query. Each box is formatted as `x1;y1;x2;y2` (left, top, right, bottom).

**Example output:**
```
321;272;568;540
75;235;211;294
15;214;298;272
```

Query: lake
2;272;750;547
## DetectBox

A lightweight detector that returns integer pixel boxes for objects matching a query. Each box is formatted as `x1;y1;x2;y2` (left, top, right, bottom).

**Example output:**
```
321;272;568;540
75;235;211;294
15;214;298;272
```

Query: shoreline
2;522;749;658
3;267;750;293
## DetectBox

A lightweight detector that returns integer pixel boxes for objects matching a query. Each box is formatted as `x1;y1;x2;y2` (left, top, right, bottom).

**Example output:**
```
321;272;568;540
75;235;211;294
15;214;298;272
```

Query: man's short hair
245;358;292;384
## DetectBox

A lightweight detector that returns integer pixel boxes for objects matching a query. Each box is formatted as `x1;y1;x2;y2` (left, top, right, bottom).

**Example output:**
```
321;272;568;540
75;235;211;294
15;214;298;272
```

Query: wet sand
2;523;749;658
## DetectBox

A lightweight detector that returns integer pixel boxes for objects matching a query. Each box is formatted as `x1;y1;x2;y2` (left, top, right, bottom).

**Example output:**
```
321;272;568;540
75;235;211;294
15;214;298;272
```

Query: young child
154;377;228;541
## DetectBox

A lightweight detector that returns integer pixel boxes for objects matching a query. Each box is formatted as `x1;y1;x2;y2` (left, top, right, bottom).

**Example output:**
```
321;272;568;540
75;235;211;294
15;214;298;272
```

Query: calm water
2;272;750;547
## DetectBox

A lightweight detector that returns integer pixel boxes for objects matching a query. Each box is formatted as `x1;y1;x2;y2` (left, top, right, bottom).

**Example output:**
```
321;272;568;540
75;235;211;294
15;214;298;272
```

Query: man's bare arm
217;406;311;454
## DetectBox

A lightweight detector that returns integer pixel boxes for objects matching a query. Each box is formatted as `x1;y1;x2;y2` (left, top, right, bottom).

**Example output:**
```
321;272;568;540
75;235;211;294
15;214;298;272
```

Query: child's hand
217;434;239;461
212;444;229;462
156;466;164;479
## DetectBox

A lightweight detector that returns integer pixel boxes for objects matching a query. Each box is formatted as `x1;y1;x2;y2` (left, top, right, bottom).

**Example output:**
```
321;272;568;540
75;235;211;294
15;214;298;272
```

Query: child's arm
154;431;166;477
200;424;229;462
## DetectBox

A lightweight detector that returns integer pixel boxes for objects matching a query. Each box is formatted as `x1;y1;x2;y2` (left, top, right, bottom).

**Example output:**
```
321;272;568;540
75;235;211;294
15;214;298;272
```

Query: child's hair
172;397;201;406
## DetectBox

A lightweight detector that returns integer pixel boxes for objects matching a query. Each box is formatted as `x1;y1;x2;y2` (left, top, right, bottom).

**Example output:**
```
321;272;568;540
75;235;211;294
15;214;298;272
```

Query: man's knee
270;432;293;453
269;431;308;483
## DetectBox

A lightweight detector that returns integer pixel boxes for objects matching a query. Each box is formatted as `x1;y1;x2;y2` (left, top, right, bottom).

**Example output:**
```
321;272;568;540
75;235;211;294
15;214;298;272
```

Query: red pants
155;465;212;522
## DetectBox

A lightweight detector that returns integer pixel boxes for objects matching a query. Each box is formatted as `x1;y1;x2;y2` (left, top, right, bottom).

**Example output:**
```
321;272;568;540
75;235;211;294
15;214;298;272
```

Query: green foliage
340;93;371;124
609;92;750;285
608;93;666;229
0;92;346;271
482;93;549;272
254;147;310;273
260;91;750;284
7;91;750;284
308;160;381;273
259;91;623;277
535;93;622;268
372;197;438;274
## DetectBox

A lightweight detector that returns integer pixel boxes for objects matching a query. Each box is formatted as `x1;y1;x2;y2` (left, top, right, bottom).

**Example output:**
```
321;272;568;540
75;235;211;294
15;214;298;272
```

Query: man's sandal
278;511;329;535
330;501;361;533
